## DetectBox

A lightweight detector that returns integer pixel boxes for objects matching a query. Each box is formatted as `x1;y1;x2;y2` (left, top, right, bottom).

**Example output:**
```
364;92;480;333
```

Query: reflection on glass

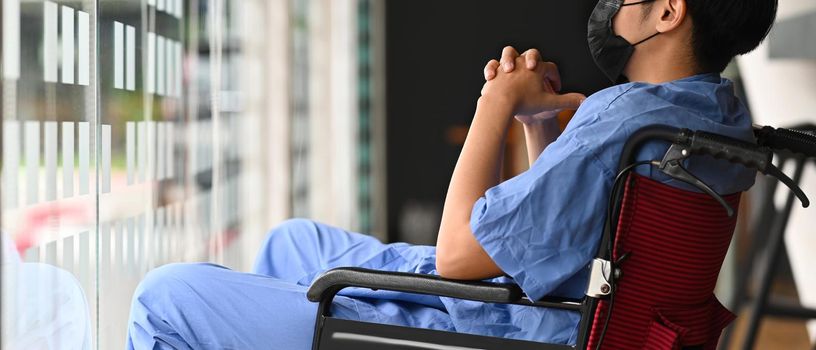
2;235;92;349
3;0;99;348
3;0;273;348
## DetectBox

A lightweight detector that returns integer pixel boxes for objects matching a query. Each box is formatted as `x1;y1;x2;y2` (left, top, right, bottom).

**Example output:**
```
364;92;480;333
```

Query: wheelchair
307;124;816;349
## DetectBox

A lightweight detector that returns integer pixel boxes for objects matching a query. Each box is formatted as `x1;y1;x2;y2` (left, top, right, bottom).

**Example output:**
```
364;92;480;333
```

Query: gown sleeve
470;134;613;301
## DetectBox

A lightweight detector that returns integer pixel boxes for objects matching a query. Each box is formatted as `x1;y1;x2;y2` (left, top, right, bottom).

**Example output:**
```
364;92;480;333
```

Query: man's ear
655;0;687;34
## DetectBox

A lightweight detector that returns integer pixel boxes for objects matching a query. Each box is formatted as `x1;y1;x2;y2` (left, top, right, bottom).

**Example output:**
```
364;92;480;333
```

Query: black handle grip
755;125;816;158
688;131;772;172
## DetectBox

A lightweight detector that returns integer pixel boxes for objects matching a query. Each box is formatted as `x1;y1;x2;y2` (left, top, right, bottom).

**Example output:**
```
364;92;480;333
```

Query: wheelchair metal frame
720;124;816;350
307;124;815;350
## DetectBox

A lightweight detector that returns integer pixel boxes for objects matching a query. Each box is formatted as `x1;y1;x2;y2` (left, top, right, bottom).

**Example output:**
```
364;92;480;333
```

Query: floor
724;277;813;349
726;312;811;349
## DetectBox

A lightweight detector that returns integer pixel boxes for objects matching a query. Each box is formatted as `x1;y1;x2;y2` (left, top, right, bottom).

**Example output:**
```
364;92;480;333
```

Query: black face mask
587;0;660;83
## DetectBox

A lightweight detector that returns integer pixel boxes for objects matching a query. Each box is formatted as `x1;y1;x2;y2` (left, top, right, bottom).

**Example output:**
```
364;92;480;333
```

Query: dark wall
385;0;611;243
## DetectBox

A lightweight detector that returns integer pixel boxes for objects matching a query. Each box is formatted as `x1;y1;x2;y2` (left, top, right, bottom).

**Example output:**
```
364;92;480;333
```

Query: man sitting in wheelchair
126;0;779;349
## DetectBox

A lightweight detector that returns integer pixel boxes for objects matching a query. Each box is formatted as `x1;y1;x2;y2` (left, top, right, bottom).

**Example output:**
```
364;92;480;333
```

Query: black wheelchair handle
755;125;816;158
618;125;772;172
619;125;809;208
307;267;523;304
689;131;772;172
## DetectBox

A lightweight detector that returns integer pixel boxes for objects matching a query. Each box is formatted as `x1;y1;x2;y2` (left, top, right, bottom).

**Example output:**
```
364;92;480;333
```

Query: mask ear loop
632;31;661;46
620;0;661;46
620;0;658;6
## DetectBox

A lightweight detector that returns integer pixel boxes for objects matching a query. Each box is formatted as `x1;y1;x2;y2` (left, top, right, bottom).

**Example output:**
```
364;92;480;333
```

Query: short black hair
685;0;778;73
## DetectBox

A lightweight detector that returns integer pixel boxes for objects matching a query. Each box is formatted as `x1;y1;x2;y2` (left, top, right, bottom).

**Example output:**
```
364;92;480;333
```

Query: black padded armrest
307;267;523;304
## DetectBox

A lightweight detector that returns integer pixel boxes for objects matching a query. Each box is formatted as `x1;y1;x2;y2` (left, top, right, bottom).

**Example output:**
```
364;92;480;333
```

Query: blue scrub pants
126;219;451;350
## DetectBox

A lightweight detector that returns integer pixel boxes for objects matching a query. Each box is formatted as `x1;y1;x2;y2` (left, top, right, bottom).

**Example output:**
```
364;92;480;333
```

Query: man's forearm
435;96;513;279
522;117;561;166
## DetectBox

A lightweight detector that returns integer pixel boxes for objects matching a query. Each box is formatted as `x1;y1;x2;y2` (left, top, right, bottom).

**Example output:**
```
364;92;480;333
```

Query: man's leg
253;218;394;282
126;263;373;350
252;219;450;310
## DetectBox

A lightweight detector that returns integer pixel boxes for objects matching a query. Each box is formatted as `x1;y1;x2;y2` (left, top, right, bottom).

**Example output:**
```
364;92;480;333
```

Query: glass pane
2;0;98;348
97;1;155;347
3;0;277;348
94;0;274;346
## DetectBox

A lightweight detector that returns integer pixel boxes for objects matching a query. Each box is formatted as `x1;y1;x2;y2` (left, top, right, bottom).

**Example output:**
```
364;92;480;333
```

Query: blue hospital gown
126;73;756;349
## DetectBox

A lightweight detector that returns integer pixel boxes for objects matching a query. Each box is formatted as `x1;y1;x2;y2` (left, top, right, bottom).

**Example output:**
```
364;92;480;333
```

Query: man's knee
263;218;320;247
132;263;223;308
129;263;225;349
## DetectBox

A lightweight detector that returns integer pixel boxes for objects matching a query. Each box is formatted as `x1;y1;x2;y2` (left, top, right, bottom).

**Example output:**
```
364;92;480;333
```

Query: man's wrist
474;95;516;135
523;116;560;140
478;93;517;114
522;114;559;128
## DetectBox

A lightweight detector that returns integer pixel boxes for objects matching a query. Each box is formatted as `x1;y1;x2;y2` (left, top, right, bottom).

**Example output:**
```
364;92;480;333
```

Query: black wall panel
385;0;611;243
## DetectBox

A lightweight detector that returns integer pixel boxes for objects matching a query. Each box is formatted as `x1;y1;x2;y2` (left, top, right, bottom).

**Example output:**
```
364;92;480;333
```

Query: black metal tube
307;267;524;304
511;297;583;311
575;298;599;350
719;173;782;349
764;302;816;320
599;125;686;262
617;125;686;172
741;157;806;350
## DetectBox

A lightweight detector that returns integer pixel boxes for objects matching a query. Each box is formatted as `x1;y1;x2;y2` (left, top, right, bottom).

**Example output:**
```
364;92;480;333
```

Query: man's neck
624;40;700;84
626;64;699;84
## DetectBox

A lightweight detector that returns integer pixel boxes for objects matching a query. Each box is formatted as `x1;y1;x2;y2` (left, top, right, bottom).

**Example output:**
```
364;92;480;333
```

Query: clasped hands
480;46;586;124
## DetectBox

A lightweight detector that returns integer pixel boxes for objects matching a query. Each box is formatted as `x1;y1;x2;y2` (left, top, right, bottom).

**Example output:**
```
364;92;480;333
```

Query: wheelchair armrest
307;267;523;304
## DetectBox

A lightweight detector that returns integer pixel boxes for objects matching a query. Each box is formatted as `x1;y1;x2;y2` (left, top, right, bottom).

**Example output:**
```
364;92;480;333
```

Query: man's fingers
484;59;500;81
542;79;555;94
539;62;563;92
541;92;587;111
500;46;519;73
522;49;541;70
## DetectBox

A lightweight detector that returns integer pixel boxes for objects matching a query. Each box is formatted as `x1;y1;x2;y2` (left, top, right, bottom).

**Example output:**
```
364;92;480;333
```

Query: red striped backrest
586;174;740;350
